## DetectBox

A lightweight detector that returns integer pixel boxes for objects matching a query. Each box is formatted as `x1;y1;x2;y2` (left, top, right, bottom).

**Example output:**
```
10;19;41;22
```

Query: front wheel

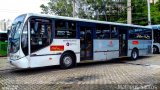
131;49;138;60
153;46;159;54
60;53;74;69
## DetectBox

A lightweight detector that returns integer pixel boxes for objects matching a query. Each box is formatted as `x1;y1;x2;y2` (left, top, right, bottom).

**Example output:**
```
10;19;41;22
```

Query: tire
60;53;74;69
131;49;139;60
153;46;159;54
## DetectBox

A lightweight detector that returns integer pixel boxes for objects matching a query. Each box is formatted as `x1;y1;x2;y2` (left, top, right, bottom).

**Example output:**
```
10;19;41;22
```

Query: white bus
8;13;152;69
150;25;160;54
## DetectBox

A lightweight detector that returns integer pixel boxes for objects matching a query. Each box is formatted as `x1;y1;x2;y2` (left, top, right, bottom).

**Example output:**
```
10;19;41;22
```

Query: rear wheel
153;46;159;54
60;53;74;69
131;49;138;60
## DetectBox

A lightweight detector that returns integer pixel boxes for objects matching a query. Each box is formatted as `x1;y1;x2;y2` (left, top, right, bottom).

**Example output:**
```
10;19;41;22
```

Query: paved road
0;55;160;90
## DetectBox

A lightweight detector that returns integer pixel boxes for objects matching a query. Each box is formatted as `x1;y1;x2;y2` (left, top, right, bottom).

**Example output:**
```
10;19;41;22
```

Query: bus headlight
10;55;20;60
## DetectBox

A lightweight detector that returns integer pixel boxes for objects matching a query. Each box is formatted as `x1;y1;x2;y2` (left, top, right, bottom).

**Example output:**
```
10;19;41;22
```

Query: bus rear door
119;27;128;56
80;26;93;60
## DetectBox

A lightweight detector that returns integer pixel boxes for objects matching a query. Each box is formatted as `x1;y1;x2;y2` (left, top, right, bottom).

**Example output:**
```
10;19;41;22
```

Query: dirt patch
56;75;99;84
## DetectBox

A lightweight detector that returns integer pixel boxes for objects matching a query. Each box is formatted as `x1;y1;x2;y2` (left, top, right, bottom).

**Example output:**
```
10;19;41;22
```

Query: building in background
0;19;12;32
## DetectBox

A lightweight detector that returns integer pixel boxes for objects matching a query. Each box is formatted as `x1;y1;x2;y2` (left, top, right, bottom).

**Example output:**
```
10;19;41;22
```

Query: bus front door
80;27;93;60
119;30;128;56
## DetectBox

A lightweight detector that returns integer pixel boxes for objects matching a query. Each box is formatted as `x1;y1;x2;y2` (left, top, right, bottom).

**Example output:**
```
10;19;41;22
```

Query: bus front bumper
9;57;29;68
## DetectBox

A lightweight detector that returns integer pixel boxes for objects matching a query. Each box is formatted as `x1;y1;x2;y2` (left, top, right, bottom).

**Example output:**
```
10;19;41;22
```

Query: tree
40;4;49;14
131;0;148;25
40;0;73;17
40;0;127;22
151;0;160;25
131;0;160;25
85;0;127;22
156;0;160;11
40;0;160;25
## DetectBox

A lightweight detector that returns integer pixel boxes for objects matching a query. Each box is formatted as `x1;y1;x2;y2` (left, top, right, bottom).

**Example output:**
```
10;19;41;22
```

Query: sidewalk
0;57;14;70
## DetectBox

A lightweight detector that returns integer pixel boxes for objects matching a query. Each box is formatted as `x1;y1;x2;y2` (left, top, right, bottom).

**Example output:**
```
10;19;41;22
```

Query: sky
0;0;49;21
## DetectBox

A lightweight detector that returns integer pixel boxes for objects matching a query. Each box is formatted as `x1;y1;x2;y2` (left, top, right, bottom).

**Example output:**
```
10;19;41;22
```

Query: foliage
40;0;73;16
40;0;160;25
131;0;148;25
151;0;160;25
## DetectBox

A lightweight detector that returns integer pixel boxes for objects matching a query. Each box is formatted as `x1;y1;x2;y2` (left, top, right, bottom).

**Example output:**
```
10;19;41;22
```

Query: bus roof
149;25;160;30
25;13;150;29
0;31;7;34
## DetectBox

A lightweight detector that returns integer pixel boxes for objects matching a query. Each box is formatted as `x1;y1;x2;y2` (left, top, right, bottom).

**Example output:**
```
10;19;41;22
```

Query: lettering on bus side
132;40;139;45
50;45;64;51
63;40;77;42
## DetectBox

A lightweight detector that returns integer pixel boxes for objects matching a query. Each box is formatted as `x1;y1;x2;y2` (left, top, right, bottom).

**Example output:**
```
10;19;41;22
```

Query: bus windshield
9;14;26;53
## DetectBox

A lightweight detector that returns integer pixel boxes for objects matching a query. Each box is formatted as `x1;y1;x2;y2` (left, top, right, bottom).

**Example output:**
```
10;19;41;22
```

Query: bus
8;13;152;69
150;25;160;54
0;31;8;56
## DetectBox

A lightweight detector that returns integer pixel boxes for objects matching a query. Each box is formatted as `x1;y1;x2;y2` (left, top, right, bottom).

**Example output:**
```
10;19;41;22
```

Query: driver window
21;23;28;55
30;18;52;53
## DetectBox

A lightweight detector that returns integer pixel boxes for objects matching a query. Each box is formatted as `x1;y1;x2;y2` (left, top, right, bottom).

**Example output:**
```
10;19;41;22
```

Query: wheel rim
63;56;72;67
132;51;137;59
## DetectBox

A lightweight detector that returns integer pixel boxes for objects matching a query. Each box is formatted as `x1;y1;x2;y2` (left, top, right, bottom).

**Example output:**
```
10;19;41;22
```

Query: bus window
136;28;143;39
55;20;76;38
143;29;152;40
30;18;52;53
128;28;135;39
21;23;28;55
96;24;110;39
154;29;160;43
129;28;141;39
129;28;151;40
111;26;118;39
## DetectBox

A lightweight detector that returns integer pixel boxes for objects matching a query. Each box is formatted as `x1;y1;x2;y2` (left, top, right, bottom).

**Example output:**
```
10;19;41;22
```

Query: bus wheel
153;46;159;54
131;49;138;60
60;53;74;69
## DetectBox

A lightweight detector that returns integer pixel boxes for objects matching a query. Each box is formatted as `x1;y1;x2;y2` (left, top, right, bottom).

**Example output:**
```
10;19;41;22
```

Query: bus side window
96;24;110;39
30;18;52;53
111;26;118;39
143;29;152;40
55;20;76;38
154;30;160;43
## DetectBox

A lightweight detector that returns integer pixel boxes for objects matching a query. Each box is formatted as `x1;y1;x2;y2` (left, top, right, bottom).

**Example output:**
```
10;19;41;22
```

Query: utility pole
127;0;132;24
147;0;153;54
72;0;76;17
147;0;151;25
